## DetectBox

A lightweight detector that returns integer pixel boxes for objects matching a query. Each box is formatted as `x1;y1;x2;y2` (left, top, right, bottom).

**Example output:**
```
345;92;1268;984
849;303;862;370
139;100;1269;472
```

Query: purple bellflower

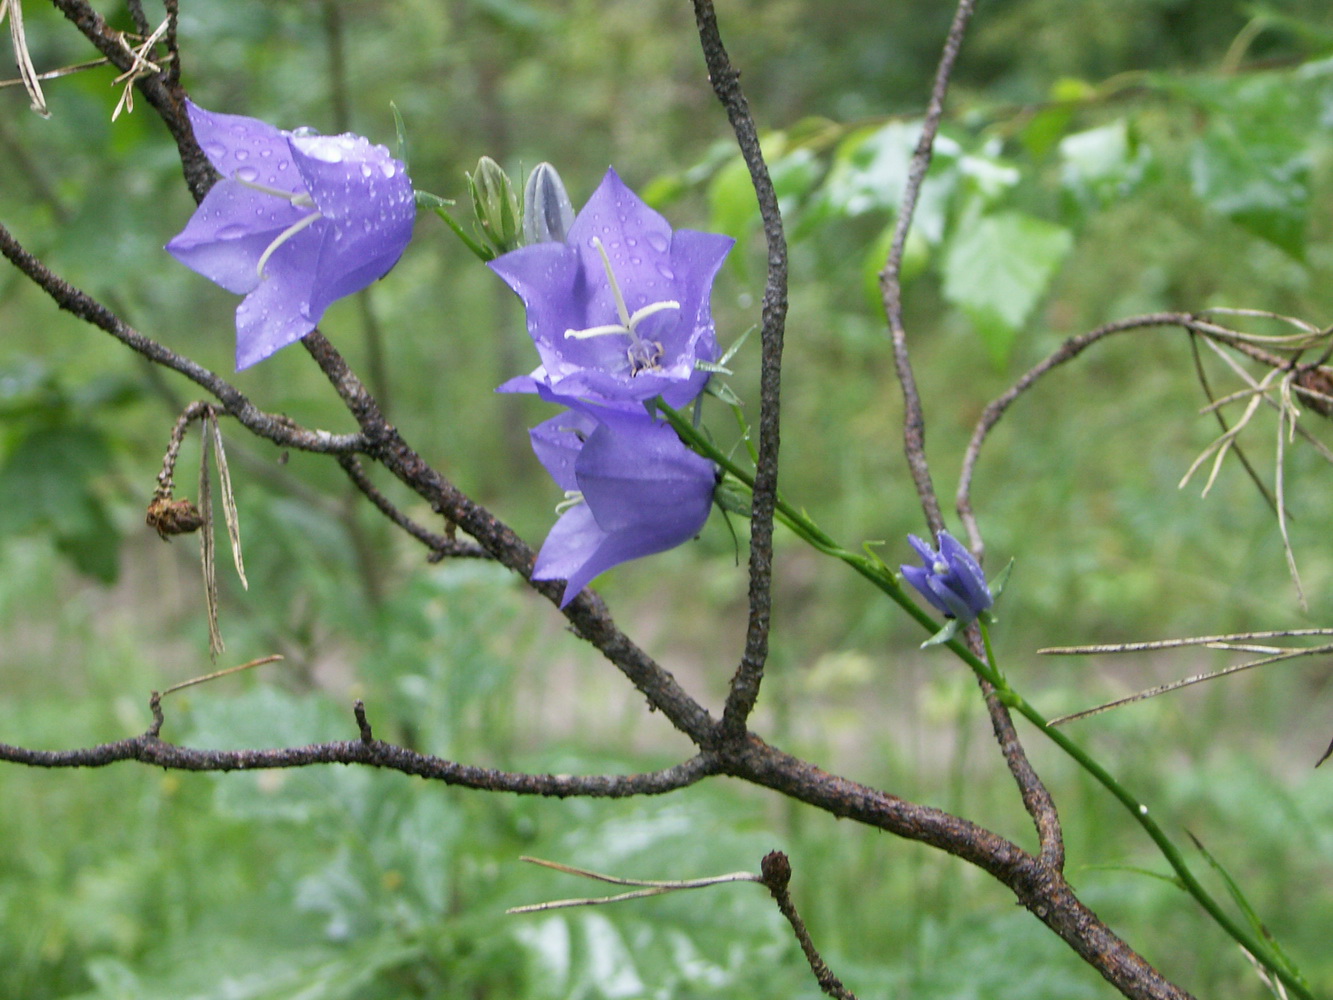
490;168;734;409
901;530;993;624
528;405;716;607
166;101;414;370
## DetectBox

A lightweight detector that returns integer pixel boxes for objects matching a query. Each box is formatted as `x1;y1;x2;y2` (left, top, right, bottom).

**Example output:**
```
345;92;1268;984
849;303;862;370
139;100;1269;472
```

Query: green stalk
657;401;1313;1000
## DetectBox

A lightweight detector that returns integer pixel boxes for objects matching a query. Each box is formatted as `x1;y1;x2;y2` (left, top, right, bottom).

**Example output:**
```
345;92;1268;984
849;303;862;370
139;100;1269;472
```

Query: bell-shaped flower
490;167;733;409
165;100;414;370
529;405;716;607
901;530;993;624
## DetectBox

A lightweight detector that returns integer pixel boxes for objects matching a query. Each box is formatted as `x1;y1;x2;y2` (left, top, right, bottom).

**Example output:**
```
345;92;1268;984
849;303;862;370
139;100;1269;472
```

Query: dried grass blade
199;422;223;659
4;0;49;117
209;414;248;589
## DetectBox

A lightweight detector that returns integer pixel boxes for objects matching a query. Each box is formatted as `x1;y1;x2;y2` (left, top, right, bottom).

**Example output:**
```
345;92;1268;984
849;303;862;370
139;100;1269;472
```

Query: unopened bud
468;156;522;253
522;162;575;245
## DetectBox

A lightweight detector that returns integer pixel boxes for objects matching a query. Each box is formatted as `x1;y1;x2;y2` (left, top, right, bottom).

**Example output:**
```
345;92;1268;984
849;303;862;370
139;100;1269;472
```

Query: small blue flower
166;101;414;369
901;530;993;624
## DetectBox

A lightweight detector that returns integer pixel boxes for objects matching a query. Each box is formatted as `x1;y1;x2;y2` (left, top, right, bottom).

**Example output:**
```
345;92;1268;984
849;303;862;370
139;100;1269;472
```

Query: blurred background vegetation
2;0;1333;996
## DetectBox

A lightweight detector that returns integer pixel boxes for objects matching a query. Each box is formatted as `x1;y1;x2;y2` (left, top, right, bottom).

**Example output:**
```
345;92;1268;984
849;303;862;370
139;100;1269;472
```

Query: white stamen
560;239;680;378
255;210;323;279
554;490;585;515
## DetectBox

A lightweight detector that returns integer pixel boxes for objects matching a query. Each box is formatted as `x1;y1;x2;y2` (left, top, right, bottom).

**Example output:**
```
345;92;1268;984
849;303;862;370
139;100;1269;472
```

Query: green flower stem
656;401;1313;999
432;206;495;262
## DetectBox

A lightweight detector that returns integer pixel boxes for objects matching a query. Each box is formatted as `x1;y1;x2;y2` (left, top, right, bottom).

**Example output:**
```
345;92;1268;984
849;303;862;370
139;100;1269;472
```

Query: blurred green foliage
3;0;1333;997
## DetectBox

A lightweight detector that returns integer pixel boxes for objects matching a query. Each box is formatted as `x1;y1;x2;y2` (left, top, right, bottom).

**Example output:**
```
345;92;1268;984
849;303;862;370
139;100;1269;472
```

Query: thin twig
506;856;761;914
879;0;976;535
0;222;365;455
958;313;1193;555
691;0;789;742
1047;645;1333;726
760;851;859;1000
160;655;285;697
877;0;1064;870
337;455;490;561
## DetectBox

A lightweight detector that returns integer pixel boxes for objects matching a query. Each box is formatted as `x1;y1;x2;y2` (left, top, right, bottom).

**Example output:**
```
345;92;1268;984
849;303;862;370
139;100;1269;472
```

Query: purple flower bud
529;405;716;607
165;101;414;369
490;167;733;409
901;530;993;623
522;162;575;245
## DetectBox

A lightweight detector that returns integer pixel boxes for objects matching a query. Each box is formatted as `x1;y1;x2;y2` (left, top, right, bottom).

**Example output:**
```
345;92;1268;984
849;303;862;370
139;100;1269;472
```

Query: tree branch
691;0;790;743
0;220;365;456
870;0;1065;870
878;0;975;536
759;851;858;1000
1;694;719;797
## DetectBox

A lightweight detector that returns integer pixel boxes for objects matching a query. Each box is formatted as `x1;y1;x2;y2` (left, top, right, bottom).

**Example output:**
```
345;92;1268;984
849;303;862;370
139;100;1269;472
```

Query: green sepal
693;359;733;375
414;190;454;210
705;380;744;408
713;476;753;518
921;618;963;648
390;102;409;172
988;557;1015;602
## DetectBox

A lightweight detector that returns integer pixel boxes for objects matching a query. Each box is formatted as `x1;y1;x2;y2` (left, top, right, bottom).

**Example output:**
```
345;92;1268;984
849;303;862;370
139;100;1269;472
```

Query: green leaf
1180;71;1318;259
0;426;113;537
1186;830;1307;987
1058;119;1151;216
1189;129;1309;259
820;120;959;243
941;209;1073;366
707;154;760;241
54;493;120;584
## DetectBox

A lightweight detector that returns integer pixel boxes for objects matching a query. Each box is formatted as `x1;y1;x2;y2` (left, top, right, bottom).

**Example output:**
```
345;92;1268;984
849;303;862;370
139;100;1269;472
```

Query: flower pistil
563;236;679;376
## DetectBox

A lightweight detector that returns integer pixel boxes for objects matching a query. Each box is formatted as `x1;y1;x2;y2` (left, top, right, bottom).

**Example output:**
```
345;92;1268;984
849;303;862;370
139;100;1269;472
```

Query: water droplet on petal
380;161;398;178
360;163;373;178
235;149;249;162
647;233;669;253
203;141;227;160
236;166;259;182
657;263;675;281
216;224;250;240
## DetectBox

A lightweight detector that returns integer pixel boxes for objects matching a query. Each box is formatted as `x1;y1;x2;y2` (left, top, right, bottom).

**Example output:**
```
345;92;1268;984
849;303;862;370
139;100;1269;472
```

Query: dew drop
235;149;249;162
380;161;397;178
656;263;675;281
216;224;250;240
360;163;373;178
236;166;259;183
203;141;227;160
646;232;669;253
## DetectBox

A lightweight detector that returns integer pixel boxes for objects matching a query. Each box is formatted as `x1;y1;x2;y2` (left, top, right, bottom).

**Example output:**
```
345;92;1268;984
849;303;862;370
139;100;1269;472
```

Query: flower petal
288;133;415;317
166;180;307;294
529;410;597;493
938;530;992;615
233;228;324;369
185;100;303;193
575;414;715;537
